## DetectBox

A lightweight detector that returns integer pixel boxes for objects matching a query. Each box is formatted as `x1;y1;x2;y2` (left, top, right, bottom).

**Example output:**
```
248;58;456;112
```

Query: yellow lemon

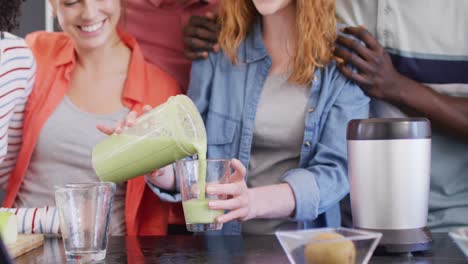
304;232;356;264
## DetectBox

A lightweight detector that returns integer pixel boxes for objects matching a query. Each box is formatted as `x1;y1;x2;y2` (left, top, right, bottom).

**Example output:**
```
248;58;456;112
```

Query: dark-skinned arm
334;26;468;141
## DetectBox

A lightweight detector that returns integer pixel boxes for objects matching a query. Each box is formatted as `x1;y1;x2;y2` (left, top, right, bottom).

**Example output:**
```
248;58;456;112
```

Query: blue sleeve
146;55;217;202
146;177;181;203
281;73;370;221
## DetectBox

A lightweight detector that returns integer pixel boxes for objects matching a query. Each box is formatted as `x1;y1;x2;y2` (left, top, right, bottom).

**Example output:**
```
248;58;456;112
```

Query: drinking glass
55;182;115;263
175;159;231;232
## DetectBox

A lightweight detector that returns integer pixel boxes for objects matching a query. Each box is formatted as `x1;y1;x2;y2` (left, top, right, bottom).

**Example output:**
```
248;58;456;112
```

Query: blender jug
92;95;207;183
347;118;432;252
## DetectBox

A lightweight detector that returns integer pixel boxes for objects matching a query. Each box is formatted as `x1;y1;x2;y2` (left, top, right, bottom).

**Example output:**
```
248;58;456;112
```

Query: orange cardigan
2;30;185;235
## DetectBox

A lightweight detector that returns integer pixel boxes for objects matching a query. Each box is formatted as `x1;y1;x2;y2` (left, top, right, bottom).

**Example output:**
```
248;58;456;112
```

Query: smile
79;20;105;33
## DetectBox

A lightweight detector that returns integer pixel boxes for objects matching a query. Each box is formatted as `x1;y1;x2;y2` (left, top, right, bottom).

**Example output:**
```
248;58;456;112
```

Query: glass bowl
276;227;382;264
449;227;468;258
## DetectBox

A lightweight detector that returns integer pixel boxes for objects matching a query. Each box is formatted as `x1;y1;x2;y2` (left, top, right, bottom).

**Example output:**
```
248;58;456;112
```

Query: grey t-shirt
242;74;309;235
15;96;129;235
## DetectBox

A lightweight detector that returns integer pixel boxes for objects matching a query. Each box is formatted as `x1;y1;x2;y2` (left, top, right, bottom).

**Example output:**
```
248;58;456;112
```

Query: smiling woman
49;0;122;51
2;0;185;236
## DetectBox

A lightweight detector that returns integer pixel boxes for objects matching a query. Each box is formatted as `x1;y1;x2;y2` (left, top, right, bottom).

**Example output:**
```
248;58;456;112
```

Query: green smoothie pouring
92;95;220;229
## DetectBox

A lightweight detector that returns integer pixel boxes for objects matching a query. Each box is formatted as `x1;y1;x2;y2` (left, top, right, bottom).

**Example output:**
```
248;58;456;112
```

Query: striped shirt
336;0;468;231
0;207;59;235
0;33;35;189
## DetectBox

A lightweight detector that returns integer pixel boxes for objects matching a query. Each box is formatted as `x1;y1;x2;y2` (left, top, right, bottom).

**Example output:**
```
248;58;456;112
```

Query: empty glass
175;159;231;232
55;183;115;263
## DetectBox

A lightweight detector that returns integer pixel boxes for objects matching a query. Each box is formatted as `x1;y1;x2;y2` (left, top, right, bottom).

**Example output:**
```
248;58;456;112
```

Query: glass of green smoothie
175;159;231;232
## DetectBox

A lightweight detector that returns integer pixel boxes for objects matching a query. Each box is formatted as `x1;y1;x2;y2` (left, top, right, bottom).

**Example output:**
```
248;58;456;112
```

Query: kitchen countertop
15;232;467;263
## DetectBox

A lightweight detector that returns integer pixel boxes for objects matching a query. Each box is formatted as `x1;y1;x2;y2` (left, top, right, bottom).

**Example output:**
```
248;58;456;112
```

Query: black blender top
347;118;431;140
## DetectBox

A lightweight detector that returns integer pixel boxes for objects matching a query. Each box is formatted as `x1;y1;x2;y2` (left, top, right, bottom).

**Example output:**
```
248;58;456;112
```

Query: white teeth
81;21;104;33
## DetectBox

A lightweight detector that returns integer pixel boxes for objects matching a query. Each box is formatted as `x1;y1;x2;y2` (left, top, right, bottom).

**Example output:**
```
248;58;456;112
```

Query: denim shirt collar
243;18;269;63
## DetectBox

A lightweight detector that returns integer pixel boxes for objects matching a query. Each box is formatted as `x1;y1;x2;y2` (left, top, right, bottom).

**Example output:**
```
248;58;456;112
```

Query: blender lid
347;118;431;140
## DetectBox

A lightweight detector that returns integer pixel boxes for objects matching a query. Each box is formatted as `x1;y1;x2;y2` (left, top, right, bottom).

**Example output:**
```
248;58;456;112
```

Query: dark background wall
14;0;47;37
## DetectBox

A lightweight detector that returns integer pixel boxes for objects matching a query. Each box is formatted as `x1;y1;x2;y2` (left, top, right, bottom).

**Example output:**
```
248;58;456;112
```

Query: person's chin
76;38;108;51
76;28;113;50
258;11;279;16
257;7;281;16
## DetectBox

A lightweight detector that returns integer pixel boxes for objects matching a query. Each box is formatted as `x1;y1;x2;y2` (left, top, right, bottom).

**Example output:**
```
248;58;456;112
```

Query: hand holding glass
176;159;232;232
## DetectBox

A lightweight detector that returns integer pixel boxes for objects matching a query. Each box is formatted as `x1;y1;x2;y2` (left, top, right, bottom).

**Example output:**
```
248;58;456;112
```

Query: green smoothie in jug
92;134;199;183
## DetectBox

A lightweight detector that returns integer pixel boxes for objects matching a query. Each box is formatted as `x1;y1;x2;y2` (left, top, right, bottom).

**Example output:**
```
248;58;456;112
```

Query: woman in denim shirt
148;0;369;234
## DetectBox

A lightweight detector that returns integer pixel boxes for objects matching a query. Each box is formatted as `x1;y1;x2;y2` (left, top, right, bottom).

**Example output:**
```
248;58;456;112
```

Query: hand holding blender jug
92;95;207;183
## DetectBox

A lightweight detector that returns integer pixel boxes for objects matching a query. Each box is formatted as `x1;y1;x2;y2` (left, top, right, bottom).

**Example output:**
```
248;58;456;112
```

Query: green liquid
92;131;209;198
92;132;209;201
193;143;207;199
182;199;223;224
92;134;198;183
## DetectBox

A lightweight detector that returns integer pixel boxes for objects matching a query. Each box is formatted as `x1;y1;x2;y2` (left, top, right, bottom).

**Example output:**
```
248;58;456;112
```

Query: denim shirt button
307;107;315;113
304;141;311;148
